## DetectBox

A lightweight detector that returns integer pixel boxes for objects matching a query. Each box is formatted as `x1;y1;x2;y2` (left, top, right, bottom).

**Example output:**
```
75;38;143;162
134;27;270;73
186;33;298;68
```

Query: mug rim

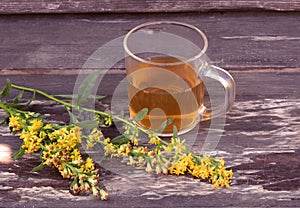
123;21;208;66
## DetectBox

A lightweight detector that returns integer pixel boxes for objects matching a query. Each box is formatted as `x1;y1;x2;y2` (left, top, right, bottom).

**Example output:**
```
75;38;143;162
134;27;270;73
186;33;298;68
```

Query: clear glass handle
200;65;236;121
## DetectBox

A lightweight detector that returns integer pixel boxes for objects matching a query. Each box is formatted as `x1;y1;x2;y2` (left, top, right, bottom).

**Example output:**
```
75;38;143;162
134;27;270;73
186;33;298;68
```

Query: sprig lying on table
0;78;233;200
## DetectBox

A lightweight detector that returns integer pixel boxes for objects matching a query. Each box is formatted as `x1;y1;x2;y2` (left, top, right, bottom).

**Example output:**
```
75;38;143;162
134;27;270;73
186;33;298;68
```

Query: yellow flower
226;169;233;180
163;144;173;154
88;128;103;145
48;133;56;141
8;115;22;131
18;130;31;141
86;157;94;168
50;155;64;170
86;142;95;149
130;137;138;146
137;146;148;154
80;157;95;172
212;181;220;190
50;126;81;151
103;137;111;145
70;148;82;161
21;135;42;153
39;131;47;139
169;153;194;175
42;151;51;160
70;126;82;142
104;116;112;126
216;168;233;188
118;144;131;156
30;119;43;131
60;167;73;178
218;158;225;166
148;136;161;145
9;115;19;124
25;112;35;118
170;137;187;154
181;153;193;166
66;134;79;149
189;163;209;179
104;143;117;156
45;143;62;154
53;126;68;139
202;155;211;166
169;161;186;175
44;124;52;130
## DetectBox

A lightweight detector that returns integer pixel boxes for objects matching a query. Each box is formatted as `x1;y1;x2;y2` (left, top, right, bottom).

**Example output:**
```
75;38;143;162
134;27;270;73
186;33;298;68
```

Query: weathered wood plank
0;69;299;100
1;71;300;207
0;0;300;14
0;12;299;70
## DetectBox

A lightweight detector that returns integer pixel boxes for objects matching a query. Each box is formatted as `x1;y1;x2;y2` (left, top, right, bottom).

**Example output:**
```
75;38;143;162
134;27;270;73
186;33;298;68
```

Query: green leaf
111;135;129;145
75;120;98;129
173;125;178;138
68;110;77;125
24;91;35;106
13;90;24;103
70;177;78;187
12;147;25;160
55;94;105;100
91;95;106;100
32;163;45;172
0;116;9;125
133;108;148;122
6;91;35;108
54;94;75;99
0;79;11;98
77;71;101;106
155;117;174;133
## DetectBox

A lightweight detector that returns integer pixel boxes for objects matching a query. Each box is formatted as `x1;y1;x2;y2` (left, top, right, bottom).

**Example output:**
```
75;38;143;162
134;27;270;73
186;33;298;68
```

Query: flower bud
70;183;80;195
161;166;169;175
61;168;70;178
145;162;153;174
72;160;84;165
92;186;100;198
100;189;109;200
88;176;99;186
155;165;162;175
84;182;91;192
79;174;87;181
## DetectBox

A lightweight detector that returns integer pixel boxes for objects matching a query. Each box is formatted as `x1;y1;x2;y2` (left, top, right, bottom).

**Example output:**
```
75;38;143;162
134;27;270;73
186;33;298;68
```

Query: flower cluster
7;110;109;200
170;153;233;189
99;126;233;189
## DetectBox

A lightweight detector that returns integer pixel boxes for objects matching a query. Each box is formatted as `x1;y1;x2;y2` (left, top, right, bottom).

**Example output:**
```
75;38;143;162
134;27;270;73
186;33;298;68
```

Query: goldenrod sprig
99;130;233;189
0;78;233;201
3;107;109;200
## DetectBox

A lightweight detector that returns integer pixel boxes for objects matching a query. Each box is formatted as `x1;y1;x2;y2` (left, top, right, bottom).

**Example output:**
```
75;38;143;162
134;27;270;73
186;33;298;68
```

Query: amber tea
127;57;204;133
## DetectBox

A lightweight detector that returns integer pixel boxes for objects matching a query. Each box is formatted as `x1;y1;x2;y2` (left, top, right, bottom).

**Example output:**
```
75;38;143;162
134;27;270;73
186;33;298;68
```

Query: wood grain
0;69;299;100
0;0;300;14
0;70;300;207
1;6;300;206
0;12;299;70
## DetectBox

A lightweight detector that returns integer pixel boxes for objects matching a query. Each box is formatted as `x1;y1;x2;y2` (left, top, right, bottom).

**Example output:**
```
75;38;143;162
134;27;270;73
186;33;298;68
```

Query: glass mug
123;21;235;136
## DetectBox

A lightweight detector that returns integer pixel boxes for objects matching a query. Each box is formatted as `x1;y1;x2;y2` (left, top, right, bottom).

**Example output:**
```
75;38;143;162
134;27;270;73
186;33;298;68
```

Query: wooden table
1;1;300;207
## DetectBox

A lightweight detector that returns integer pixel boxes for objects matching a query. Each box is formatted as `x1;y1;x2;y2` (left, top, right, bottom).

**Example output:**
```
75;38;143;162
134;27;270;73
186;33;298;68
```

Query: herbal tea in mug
127;57;204;133
124;21;235;136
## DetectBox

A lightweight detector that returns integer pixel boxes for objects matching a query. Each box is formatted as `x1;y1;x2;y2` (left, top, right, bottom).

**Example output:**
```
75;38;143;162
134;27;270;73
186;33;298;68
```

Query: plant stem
10;83;150;134
0;101;11;115
11;84;75;110
63;161;80;175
